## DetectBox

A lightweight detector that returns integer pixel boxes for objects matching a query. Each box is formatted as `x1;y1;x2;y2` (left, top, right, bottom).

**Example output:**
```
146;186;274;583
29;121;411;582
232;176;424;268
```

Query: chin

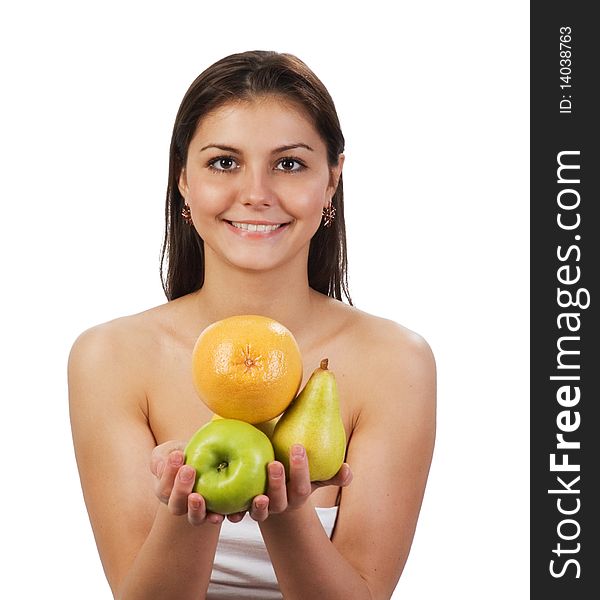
219;245;305;274
226;256;285;273
205;232;313;273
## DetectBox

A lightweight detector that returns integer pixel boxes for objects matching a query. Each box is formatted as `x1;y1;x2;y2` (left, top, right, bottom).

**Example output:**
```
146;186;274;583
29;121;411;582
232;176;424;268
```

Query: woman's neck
192;250;318;336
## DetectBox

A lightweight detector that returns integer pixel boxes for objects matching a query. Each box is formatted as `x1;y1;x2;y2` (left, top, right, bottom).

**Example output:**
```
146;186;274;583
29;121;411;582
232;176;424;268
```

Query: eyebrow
199;143;314;153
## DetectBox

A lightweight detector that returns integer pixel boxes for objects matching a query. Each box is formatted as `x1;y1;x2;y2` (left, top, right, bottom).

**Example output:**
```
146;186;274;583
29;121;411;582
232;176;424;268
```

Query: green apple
184;418;274;515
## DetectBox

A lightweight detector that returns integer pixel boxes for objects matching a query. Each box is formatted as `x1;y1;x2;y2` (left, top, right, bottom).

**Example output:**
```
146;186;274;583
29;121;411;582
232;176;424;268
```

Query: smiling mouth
227;221;289;232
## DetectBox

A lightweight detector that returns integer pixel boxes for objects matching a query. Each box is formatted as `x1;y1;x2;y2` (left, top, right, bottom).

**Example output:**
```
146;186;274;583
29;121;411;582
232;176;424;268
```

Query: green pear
272;358;346;481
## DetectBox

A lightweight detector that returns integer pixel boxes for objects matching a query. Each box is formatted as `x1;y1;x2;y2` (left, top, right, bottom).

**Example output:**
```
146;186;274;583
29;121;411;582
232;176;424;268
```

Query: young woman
68;50;436;600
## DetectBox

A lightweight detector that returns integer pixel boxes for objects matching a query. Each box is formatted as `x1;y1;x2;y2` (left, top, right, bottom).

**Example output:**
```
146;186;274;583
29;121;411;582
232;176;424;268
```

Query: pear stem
320;358;329;370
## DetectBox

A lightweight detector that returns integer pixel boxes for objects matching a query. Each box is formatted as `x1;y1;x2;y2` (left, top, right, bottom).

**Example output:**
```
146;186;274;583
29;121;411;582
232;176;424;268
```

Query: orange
192;315;303;424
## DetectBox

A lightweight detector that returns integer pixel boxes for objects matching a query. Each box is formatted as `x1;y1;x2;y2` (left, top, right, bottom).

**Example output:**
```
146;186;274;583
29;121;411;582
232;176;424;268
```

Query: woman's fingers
188;496;228;526
150;441;186;478
264;461;288;514
154;450;186;504
249;495;270;522
187;493;207;525
312;462;353;491
168;464;197;515
227;511;247;523
206;512;224;525
150;444;229;526
287;445;312;509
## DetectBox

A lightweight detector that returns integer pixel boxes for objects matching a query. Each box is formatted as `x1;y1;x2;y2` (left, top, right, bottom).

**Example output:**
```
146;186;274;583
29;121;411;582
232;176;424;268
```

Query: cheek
278;179;328;218
188;179;233;217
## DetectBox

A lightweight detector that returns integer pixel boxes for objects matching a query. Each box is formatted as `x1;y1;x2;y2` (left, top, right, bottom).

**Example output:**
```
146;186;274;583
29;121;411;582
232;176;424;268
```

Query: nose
239;165;276;208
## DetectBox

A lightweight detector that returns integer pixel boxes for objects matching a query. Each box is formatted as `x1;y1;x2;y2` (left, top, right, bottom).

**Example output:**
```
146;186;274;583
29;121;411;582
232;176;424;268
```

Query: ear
178;167;188;198
327;154;345;199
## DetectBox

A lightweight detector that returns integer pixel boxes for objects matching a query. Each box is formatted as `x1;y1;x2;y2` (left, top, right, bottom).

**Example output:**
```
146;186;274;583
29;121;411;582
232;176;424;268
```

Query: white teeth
230;221;282;232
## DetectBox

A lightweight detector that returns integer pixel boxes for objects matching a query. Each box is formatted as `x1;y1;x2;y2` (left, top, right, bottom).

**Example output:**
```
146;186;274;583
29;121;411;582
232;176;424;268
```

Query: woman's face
179;97;343;274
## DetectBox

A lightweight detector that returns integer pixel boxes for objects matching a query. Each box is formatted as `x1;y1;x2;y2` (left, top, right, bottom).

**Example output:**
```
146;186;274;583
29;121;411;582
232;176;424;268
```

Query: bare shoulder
68;297;190;371
67;298;190;411
69;313;148;369
70;299;175;353
329;302;436;420
349;306;432;353
357;309;434;380
329;301;435;381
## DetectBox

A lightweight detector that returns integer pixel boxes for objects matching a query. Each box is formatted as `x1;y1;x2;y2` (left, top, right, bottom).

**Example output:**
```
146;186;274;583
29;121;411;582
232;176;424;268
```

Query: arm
68;324;221;600
253;327;436;600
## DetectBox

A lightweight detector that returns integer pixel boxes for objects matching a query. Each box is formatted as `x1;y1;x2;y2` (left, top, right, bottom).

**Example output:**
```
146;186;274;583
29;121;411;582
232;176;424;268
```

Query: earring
322;201;336;228
181;203;193;225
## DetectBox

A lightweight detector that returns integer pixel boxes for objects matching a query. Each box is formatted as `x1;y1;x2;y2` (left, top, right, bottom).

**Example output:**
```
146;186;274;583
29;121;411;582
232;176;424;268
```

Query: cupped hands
150;440;352;526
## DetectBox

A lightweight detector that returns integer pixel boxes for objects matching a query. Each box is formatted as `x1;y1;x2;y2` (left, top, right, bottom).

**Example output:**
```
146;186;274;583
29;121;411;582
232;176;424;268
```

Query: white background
1;1;529;598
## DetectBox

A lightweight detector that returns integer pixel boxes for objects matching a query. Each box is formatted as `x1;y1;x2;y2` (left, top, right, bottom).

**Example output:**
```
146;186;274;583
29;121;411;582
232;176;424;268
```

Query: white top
207;506;339;599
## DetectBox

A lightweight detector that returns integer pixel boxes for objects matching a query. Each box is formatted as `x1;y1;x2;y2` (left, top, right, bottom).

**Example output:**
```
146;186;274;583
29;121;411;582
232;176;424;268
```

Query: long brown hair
160;50;352;304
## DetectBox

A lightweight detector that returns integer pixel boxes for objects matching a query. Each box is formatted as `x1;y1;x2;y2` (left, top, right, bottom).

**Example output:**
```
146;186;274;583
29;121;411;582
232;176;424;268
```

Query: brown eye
276;158;304;172
209;156;238;171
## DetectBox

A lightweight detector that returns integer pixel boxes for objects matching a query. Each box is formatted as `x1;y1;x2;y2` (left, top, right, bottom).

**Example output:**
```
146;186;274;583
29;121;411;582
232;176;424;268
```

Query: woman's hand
151;441;352;525
150;440;225;526
247;444;353;522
